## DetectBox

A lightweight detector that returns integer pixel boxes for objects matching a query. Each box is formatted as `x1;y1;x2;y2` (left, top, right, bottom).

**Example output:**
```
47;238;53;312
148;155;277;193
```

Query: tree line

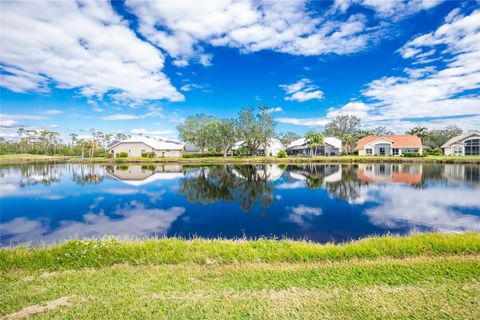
0;107;467;157
0;129;130;157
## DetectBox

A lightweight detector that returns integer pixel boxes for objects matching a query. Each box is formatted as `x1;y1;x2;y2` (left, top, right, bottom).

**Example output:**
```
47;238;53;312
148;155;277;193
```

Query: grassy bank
1;233;479;319
1;153;480;164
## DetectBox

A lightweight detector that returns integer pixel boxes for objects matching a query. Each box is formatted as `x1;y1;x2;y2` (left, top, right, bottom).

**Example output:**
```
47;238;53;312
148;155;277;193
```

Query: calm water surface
1;163;479;245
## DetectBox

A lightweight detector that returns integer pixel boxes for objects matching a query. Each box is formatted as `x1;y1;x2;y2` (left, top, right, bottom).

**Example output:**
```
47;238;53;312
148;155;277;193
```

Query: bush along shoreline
2;233;479;271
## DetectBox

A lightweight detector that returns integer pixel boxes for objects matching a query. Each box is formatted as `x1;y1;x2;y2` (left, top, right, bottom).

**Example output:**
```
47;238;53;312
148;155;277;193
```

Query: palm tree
305;131;324;156
87;139;100;158
406;126;428;139
69;133;78;147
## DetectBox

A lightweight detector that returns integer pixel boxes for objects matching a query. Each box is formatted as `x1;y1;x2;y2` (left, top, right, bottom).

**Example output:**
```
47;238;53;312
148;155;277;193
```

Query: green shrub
141;151;156;158
277;150;288;158
426;148;442;156
182;152;223;158
402;152;425;158
116;152;128;158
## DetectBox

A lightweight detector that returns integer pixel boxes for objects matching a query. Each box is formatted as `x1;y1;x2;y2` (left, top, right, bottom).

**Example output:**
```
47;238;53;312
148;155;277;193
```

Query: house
231;138;284;156
441;131;480;156
106;136;184;157
356;135;422;156
286;137;342;156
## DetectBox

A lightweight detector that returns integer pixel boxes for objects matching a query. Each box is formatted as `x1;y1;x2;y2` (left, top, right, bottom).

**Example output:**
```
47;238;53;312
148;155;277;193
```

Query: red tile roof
356;135;422;150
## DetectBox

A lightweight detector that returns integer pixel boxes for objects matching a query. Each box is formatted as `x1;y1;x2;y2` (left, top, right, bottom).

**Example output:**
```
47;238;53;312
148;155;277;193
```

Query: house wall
108;142;183;158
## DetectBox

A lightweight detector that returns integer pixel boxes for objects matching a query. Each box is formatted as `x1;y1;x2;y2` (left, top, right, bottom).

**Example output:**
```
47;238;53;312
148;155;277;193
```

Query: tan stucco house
441;131;480;156
107;136;184;158
356;135;422;156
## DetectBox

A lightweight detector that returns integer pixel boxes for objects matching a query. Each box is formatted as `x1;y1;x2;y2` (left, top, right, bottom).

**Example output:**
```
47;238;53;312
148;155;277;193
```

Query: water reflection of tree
14;163;62;186
179;165;275;213
324;165;367;201
72;164;105;185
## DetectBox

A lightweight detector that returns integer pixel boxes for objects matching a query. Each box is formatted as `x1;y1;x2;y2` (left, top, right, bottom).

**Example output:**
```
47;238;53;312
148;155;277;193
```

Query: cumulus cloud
334;0;443;20
280;78;324;102
125;0;407;64
266;107;283;113
278;9;480;132
0;1;183;103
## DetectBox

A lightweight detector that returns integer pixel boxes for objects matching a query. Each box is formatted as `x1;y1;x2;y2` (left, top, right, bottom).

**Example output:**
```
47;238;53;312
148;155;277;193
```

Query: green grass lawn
1;233;479;319
1;153;479;164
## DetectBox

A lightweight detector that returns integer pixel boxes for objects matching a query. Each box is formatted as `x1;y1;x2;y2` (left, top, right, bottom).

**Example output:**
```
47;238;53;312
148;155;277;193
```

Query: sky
1;0;479;141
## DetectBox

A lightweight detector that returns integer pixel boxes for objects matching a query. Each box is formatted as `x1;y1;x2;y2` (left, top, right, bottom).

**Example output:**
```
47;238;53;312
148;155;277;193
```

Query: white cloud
267;107;283;113
131;128;174;135
280;78;324;102
0;119;22;128
102;114;140;121
40;109;63;115
277;9;480;132
126;0;405;64
102;106;165;121
0;1;183;103
335;0;443;20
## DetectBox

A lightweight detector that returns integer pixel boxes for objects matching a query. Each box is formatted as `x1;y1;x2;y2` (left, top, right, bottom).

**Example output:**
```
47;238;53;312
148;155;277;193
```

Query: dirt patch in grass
1;296;75;320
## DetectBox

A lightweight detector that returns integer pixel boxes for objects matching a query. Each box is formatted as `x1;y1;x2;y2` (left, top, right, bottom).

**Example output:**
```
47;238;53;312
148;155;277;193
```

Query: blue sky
1;0;479;141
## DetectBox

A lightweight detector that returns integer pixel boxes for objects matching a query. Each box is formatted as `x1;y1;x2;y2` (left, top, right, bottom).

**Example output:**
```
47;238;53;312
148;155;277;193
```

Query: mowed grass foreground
1;233;480;319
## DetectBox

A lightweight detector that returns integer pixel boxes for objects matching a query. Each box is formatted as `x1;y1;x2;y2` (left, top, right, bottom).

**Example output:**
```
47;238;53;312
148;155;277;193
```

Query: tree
177;114;217;153
405;125;428;139
424;125;463;148
304;130;324;156
69;133;78;147
257;105;276;154
278;131;301;147
211;118;238;157
324;115;361;152
237;105;276;155
237;107;262;154
371;126;393;135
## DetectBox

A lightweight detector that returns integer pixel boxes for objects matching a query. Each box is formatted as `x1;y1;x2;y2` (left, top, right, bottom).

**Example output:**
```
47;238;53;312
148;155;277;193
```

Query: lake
1;163;479;246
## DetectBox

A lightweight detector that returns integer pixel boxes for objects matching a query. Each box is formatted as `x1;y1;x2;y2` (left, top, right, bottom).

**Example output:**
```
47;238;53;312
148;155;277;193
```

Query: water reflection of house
356;164;422;185
106;164;183;186
289;165;342;184
442;164;479;185
233;164;285;181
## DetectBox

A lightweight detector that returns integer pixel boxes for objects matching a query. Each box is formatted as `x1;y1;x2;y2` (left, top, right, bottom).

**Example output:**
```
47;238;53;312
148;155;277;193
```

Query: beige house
107;136;184;158
441;131;480;156
356;135;422;156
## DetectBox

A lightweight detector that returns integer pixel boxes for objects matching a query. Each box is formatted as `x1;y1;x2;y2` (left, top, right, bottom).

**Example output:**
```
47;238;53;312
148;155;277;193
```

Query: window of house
393;148;399;155
366;148;372;155
453;146;463;156
465;139;480;156
141;149;145;153
402;148;419;153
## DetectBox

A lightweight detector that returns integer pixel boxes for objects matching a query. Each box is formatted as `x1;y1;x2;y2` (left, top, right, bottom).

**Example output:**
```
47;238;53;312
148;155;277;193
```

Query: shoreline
1;154;480;164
